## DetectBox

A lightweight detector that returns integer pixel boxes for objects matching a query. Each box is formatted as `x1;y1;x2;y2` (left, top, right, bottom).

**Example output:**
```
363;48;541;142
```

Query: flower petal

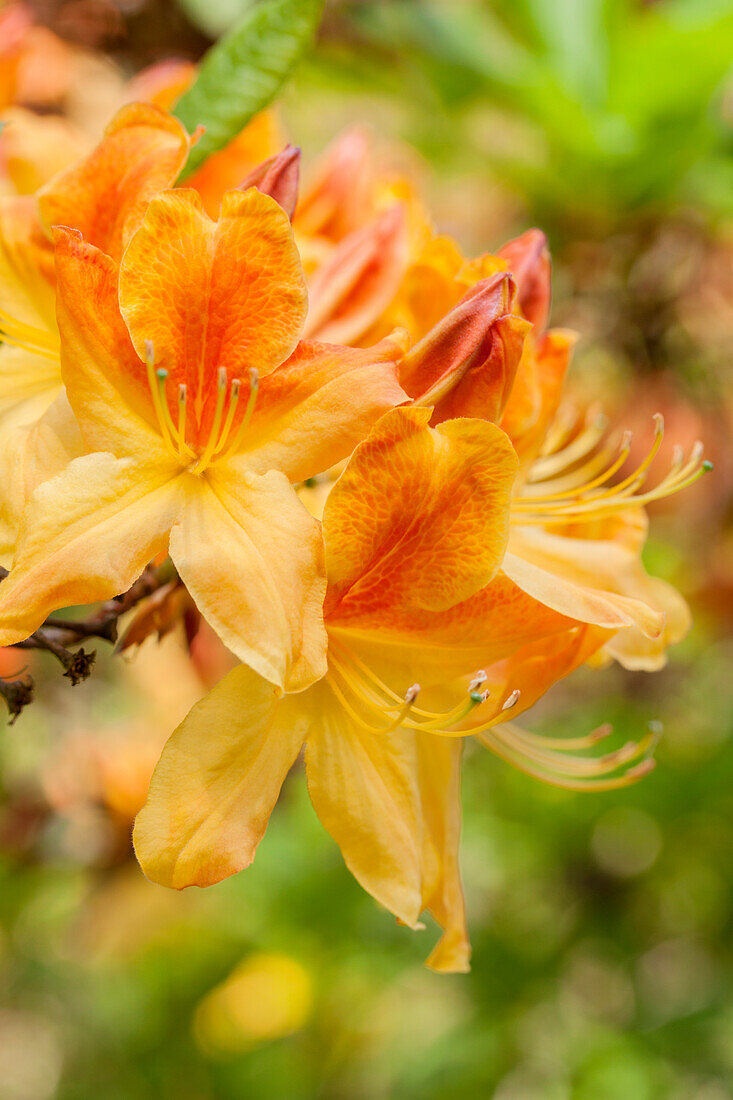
418;735;470;973
134;663;308;889
305;681;423;928
324;406;519;618
38;102;190;260
53;227;167;457
304;205;409;345
238;332;409;481
504;525;667;638
118;188;308;449
500;329;576;466
0;451;183;644
186;110;286;218
497;228;551;331
170;467;327;691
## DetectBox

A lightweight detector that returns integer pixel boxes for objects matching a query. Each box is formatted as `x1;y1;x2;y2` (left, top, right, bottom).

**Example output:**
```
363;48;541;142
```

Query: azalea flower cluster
0;77;709;971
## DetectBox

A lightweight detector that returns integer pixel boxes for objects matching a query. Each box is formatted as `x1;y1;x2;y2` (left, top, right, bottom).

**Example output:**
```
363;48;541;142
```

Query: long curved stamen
213;378;241;457
327;643;518;737
191;367;228;474
513;416;712;525
475;719;662;790
528;412;608;482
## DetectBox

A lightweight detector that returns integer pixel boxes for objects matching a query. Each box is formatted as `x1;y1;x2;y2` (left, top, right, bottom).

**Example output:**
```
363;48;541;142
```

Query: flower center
144;340;259;474
512;411;712;525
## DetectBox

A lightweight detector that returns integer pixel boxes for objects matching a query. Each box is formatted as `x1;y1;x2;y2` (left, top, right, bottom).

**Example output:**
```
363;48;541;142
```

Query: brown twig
0;562;176;720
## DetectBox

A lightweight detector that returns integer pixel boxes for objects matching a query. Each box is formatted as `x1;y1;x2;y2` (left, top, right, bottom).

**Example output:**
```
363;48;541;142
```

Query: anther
502;689;521;711
144;339;155;366
469;670;487;692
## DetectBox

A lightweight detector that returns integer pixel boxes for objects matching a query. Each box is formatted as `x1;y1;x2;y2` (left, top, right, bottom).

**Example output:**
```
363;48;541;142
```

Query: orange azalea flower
134;407;640;973
0;102;192;559
0;180;408;689
391;228;708;672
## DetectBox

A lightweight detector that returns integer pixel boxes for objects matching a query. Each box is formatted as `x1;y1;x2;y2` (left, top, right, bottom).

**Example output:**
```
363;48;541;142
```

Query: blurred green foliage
318;0;733;232
0;636;732;1098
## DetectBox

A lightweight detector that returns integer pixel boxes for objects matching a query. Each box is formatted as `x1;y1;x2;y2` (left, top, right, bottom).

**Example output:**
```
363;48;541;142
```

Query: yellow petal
603;575;690;671
304;682;423;928
134;664;308;889
0;451;183;644
504;526;666;638
418;735;470;973
236;332;409;481
324;406;519;618
170;467;327;692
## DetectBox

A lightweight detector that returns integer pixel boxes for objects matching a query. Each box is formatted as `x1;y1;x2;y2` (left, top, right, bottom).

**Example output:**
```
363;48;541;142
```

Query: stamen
191;367;228;474
0;306;60;363
502;689;521;710
213;378;241;456
475;718;661;791
215;368;259;464
145;343;179;460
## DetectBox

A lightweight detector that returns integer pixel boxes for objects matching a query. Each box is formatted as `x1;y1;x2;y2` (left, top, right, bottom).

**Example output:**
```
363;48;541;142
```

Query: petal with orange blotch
38;102;190;260
134;663;308;889
234;332;408;482
324;406;519;620
118;188;308;451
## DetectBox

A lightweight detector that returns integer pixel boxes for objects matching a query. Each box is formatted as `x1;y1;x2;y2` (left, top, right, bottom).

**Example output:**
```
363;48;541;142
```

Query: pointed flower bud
399;271;530;425
498;228;551;332
239;144;301;220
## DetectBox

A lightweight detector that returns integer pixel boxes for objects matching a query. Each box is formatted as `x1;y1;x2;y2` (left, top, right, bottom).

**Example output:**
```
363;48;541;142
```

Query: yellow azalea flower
134;406;626;973
0;182;408;690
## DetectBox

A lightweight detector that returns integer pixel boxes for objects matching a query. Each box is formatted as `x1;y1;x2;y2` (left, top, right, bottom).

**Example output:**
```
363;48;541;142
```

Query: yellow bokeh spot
193;952;313;1055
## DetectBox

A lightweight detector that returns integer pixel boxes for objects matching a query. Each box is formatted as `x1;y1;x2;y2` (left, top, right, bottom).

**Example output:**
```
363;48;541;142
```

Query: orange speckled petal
38;102;190;260
118;187;308;449
497;228;552;332
324;406;519;618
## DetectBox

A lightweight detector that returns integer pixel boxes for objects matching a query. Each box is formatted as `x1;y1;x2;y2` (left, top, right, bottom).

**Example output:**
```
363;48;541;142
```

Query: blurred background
1;1;732;1096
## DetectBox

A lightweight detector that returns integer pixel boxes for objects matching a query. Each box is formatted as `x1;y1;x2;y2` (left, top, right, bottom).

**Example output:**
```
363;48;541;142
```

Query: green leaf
174;0;324;178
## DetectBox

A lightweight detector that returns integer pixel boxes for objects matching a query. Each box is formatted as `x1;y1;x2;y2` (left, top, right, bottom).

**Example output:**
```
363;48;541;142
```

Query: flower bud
498;228;551;332
399;272;530;424
304;203;409;345
239;144;301;219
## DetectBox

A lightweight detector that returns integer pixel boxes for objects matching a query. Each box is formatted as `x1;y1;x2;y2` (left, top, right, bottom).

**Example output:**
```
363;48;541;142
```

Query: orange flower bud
399;272;530;424
498;228;551;332
239;144;301;219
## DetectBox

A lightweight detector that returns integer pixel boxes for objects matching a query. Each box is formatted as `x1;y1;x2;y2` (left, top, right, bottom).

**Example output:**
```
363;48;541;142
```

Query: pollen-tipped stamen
191;367;228;474
215;368;260;464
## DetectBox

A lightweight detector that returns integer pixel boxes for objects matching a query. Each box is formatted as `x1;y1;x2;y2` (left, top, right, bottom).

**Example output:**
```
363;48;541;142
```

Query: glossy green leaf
175;0;324;177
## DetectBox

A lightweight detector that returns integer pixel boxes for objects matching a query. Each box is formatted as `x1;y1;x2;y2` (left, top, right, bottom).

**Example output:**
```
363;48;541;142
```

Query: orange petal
170;466;327;691
500;328;576;465
53;227;166;457
498;228;552;331
304;205;409;345
0;107;88;195
118;187;308;450
125;58;197;111
295;126;373;241
400;272;529;424
324;406;519;619
186;110;286;218
418;735;471;973
38;102;190;260
237;332;409;481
